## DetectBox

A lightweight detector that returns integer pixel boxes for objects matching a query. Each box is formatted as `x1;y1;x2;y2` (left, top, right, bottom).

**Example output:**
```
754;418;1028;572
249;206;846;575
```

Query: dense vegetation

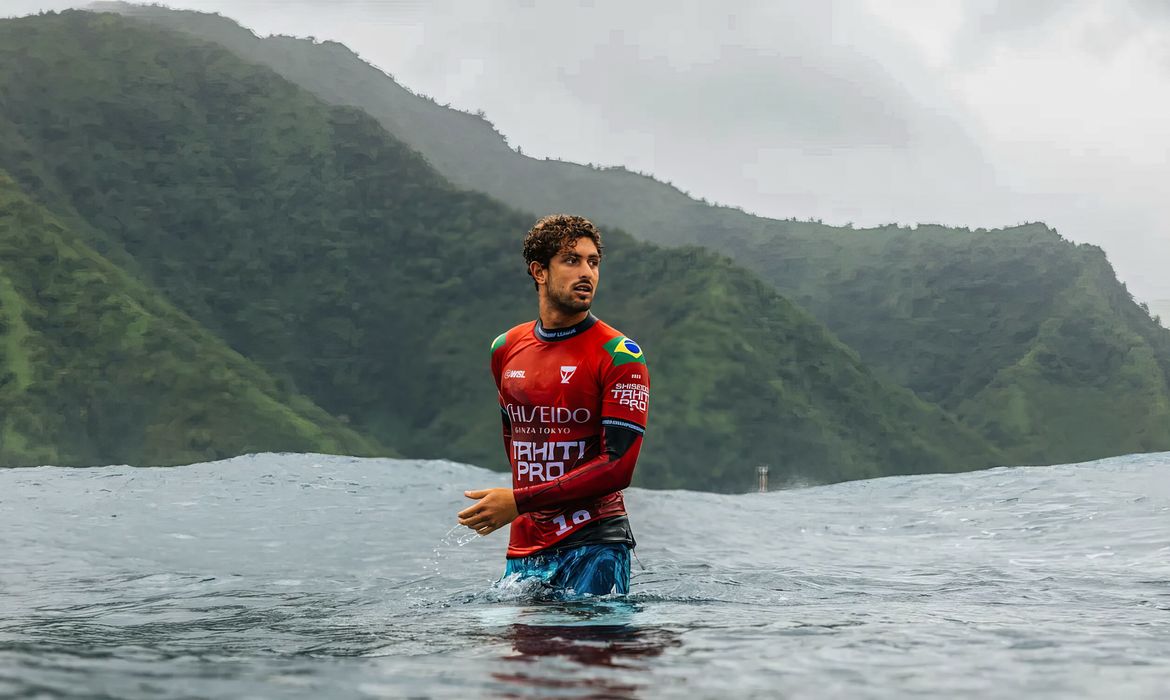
0;11;1002;488
723;223;1170;463
106;3;1170;465
0;171;383;466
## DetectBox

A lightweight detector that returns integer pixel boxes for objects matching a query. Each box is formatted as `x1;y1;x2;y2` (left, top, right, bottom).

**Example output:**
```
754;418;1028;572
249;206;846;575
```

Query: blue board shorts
503;543;631;597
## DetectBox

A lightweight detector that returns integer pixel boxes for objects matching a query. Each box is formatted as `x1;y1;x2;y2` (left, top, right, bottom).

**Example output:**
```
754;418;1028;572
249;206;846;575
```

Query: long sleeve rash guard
490;313;649;558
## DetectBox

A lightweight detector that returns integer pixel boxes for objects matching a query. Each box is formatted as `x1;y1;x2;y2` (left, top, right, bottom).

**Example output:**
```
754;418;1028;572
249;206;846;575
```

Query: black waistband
506;515;636;560
548;515;635;552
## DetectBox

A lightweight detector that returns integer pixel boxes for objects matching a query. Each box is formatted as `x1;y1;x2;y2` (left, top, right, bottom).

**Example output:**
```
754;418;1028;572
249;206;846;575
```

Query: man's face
537;236;601;314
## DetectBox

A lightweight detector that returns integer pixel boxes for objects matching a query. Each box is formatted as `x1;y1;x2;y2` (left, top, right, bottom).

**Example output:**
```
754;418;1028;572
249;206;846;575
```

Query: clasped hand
457;487;518;536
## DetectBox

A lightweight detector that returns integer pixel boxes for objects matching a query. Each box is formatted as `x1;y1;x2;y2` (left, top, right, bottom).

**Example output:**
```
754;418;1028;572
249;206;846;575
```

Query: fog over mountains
7;0;1166;301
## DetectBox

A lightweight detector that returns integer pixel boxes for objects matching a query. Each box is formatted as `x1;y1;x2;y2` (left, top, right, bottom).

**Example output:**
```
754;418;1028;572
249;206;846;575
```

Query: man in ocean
457;214;650;597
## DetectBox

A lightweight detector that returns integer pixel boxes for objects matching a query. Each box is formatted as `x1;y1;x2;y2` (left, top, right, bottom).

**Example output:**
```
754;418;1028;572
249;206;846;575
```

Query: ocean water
1;452;1168;699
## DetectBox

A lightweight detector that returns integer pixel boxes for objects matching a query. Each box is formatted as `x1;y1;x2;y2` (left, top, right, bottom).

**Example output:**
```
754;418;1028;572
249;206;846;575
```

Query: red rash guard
490;313;649;558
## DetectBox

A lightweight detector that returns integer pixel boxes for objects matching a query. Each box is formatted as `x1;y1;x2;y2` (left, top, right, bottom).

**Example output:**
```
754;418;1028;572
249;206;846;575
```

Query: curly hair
522;214;604;289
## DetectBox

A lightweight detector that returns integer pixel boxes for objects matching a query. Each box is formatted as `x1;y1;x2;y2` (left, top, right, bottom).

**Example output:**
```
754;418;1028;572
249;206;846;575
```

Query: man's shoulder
491;321;536;354
591;319;647;367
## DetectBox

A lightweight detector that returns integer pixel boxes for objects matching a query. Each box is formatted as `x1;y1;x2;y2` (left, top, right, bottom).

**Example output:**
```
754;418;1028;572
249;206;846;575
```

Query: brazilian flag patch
604;336;646;366
491;332;507;352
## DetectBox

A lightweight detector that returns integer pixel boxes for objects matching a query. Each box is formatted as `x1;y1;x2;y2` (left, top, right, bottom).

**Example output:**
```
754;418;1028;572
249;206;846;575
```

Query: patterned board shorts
503;543;631;597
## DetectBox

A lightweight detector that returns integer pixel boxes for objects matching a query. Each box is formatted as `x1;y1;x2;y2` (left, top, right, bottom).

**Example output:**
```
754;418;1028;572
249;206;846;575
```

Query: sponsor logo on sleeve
504;369;526;379
611;382;649;412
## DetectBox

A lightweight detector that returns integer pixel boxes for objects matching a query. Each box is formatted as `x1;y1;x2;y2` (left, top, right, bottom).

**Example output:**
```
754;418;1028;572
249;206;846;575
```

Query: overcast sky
5;0;1169;301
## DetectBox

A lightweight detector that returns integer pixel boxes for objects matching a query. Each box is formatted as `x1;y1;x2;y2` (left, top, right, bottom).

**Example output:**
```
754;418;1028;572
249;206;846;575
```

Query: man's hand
457;487;519;536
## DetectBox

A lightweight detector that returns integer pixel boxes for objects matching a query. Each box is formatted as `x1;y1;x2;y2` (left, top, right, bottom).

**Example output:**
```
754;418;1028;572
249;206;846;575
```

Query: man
457;214;650;597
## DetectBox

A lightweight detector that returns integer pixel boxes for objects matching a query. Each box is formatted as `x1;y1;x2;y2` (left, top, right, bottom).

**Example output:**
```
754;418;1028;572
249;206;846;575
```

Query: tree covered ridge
0;170;385;466
731;223;1170;464
0;11;1001;487
98;3;1170;467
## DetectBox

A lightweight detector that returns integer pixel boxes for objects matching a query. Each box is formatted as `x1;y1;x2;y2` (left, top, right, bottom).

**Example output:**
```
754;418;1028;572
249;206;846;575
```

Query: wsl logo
560;365;577;384
604;336;646;366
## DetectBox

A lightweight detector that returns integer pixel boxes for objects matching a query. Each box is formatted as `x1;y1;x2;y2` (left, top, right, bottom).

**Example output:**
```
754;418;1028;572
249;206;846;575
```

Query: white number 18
553;509;592;535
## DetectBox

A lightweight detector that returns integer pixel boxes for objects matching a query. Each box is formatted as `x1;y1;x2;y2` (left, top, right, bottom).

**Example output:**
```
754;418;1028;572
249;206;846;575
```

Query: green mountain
0;170;383;467
100;3;1170;466
0;10;1000;488
725;223;1170;463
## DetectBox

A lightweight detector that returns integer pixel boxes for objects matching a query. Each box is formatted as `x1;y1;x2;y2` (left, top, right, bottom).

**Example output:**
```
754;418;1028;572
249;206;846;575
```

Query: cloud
360;0;999;219
954;0;1170;64
562;37;914;149
8;0;1170;299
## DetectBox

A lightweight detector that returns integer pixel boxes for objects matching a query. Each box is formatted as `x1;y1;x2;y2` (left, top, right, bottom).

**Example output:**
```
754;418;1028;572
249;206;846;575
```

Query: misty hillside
722;222;1170;463
0;10;1004;487
95;2;1170;467
0;170;384;466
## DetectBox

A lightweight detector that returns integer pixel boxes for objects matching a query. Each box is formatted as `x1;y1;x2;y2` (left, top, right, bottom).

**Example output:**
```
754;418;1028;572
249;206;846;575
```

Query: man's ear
529;261;547;285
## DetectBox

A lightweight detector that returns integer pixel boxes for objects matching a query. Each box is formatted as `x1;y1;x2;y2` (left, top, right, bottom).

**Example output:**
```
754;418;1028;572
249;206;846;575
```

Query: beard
546;284;593;314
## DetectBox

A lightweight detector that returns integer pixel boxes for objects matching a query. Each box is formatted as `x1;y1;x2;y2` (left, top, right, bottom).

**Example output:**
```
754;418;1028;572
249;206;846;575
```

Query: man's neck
540;310;589;329
538;298;589;329
535;310;596;342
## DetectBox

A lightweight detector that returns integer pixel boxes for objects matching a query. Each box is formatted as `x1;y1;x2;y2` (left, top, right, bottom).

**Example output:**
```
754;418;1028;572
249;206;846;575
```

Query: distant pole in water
757;465;769;493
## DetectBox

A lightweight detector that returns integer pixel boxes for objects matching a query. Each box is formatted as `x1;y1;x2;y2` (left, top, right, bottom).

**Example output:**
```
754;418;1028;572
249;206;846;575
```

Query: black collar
534;313;598;342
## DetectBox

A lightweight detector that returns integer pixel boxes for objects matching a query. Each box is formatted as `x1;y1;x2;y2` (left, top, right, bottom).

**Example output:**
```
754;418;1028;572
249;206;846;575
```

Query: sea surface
2;452;1168;699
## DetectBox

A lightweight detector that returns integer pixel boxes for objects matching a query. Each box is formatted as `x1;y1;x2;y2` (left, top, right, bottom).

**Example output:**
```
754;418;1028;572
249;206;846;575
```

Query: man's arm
490;331;513;466
459;421;641;533
459;333;519;536
512;421;643;513
458;396;518;535
514;341;649;512
499;396;513;464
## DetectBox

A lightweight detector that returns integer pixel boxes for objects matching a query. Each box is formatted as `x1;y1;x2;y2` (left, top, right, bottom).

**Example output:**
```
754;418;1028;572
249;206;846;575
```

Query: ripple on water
1;452;1169;698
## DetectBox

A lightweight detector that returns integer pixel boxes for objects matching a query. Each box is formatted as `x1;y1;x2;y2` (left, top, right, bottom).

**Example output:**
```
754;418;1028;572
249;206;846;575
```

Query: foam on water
1;452;1168;698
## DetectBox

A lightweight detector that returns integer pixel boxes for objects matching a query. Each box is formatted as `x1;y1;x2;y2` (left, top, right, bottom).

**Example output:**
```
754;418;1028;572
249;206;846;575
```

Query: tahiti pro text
512;440;589;483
